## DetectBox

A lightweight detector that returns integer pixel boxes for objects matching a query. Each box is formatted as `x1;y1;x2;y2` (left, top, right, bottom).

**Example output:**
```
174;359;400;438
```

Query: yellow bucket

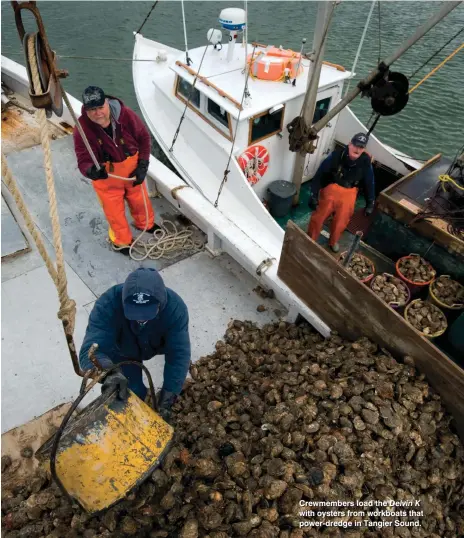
37;388;173;514
428;276;464;317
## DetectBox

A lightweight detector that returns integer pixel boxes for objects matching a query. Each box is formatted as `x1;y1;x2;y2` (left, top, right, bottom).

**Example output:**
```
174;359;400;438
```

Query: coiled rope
123;220;204;261
438;174;464;192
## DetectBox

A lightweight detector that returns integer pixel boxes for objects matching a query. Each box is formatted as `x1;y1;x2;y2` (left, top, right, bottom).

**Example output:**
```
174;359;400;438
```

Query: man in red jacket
73;86;156;254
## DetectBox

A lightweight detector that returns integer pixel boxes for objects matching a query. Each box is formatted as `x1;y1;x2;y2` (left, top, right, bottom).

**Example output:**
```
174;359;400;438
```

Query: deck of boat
1;95;284;434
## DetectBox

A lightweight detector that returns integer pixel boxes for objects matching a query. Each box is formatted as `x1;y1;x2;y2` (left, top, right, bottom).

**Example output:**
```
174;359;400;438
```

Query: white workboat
132;7;425;330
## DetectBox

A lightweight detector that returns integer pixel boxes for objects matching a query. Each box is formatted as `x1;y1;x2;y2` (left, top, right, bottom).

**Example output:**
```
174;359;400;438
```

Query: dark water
2;1;463;160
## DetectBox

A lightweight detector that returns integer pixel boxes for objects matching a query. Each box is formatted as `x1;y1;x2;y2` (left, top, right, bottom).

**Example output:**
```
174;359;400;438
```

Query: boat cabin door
303;88;340;182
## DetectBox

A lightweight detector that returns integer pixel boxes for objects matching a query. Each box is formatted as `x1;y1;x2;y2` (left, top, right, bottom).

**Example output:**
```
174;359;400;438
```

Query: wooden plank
278;221;464;440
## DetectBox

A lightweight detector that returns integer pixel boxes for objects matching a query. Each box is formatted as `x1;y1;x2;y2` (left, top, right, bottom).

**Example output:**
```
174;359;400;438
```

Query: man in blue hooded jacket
79;267;190;421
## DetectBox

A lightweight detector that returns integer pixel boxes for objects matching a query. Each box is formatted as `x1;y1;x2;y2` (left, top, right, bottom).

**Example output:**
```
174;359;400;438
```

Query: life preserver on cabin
248;46;303;82
238;144;270;185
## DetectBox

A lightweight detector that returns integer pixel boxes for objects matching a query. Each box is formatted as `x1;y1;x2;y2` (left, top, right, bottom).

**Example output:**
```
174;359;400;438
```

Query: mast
291;1;336;206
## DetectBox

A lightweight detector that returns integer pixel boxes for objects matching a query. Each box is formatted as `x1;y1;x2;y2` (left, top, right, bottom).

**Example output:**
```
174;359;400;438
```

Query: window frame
248;104;286;145
174;75;233;141
312;96;332;124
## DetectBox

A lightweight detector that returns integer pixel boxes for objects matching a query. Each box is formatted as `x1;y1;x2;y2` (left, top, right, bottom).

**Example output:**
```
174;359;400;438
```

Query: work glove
130;158;150;187
86;164;108;180
157;389;177;424
101;368;128;400
365;204;374;217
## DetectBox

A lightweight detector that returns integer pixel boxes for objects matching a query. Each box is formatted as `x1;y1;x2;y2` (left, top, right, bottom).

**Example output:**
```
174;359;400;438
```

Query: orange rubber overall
308;183;357;247
92;152;155;246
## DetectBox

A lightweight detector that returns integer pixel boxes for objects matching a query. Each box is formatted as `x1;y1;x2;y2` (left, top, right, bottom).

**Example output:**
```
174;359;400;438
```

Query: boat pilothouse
133;7;386;251
168;7;353;201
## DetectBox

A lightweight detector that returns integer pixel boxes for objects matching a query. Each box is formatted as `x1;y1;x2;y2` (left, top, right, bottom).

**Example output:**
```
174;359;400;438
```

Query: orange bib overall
308;183;357;247
92;152;155;246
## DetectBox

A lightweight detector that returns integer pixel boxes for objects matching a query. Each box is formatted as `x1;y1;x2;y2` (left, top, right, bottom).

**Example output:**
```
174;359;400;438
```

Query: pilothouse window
177;78;200;108
249;106;285;144
207;99;229;128
312;97;331;123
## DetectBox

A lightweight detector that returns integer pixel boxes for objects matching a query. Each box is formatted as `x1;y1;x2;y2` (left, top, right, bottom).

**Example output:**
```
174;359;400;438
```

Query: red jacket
73;97;151;177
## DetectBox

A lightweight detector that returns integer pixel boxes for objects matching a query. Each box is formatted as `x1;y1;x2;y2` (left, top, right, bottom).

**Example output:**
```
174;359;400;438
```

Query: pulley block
370;71;409;117
12;1;67;117
23;32;63;117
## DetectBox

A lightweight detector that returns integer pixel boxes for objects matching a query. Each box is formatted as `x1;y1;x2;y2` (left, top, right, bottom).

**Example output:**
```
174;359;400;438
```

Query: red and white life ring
238;144;270;185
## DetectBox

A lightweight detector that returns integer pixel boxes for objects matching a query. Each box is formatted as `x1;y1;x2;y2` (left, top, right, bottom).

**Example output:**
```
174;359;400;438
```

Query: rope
214;45;256;208
117;219;204;261
439;174;464;192
27;35;77;337
408;27;463;81
344;0;376;96
135;1;159;35
409;42;463;94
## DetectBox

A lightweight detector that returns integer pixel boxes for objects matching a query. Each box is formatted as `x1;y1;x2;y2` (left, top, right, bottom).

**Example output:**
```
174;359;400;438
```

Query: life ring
238;145;270;185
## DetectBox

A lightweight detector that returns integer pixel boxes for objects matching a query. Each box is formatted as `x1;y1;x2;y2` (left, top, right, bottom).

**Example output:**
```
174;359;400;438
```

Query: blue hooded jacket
79;269;190;394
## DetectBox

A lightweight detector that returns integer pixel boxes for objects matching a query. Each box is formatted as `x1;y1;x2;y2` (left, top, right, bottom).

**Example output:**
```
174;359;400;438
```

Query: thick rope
27;35;77;336
1;153;58;285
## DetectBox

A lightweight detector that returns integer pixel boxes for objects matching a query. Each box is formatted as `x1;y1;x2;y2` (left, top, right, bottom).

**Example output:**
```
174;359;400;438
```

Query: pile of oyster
397;256;435;284
430;276;464;308
2;321;464;538
405;300;448;336
340;253;374;281
371;274;409;307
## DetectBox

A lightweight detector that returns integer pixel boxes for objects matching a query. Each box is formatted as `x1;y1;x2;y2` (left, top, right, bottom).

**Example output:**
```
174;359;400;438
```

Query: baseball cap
122;268;164;321
82;86;106;110
351;132;368;148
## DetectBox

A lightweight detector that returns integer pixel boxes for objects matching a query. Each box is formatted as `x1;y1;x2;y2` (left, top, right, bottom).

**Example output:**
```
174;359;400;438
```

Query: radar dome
219;8;246;32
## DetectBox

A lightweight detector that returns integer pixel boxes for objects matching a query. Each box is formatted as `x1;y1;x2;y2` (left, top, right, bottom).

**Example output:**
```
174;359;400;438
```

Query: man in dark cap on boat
73;86;158;255
79;267;190;422
307;132;375;252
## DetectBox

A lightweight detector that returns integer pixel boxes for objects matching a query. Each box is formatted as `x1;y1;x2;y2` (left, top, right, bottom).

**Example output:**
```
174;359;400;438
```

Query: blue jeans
112;357;148;401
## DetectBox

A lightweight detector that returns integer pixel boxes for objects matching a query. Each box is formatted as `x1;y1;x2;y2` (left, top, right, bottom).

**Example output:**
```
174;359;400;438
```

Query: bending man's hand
102;369;128;400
